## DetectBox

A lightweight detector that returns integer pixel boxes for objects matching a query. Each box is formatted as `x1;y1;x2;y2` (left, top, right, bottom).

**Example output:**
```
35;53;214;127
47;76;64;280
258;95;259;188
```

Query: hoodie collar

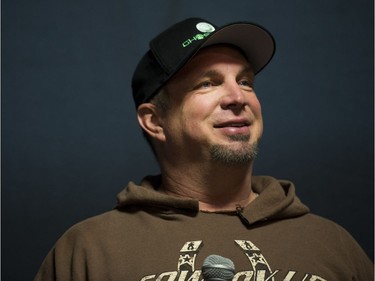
116;175;309;225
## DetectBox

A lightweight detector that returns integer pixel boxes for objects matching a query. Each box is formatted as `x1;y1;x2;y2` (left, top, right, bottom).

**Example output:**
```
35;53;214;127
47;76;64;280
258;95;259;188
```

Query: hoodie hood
116;175;309;226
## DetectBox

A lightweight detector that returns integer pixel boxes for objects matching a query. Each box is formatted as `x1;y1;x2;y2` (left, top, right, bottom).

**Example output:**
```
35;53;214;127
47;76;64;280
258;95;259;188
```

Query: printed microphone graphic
201;254;235;281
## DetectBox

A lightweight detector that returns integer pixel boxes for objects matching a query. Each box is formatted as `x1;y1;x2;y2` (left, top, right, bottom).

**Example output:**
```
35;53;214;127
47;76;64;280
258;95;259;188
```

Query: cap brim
199;22;275;74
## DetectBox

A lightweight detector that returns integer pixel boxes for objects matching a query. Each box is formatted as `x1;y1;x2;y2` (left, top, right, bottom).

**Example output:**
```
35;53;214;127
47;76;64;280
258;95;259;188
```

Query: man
34;17;373;281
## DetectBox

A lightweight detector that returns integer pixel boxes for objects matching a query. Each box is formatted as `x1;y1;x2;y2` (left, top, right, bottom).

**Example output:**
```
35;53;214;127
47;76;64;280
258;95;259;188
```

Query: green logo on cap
182;33;211;47
182;22;215;48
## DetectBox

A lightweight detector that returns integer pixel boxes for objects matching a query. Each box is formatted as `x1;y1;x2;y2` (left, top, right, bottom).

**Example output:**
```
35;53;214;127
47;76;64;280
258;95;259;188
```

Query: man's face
159;45;263;165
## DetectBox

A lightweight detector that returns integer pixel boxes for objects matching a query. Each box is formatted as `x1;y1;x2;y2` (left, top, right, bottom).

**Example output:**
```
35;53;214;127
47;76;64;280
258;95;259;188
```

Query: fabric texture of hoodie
34;175;373;281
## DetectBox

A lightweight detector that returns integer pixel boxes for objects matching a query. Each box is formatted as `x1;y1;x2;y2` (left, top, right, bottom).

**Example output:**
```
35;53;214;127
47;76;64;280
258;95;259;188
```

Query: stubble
209;134;259;165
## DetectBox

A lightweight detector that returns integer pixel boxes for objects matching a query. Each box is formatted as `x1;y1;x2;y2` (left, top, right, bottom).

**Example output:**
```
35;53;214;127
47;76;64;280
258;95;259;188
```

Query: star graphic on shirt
178;254;193;267
250;253;266;266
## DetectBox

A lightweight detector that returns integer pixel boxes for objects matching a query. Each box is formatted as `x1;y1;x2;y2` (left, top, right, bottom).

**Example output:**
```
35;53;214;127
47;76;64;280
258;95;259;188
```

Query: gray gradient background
2;0;374;280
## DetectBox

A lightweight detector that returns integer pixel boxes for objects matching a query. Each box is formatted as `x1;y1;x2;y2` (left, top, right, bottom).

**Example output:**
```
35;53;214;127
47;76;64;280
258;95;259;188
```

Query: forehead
167;45;252;84
186;44;250;72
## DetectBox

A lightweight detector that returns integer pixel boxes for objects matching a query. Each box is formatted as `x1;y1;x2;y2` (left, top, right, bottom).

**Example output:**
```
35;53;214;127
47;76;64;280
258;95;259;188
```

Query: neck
159;162;256;212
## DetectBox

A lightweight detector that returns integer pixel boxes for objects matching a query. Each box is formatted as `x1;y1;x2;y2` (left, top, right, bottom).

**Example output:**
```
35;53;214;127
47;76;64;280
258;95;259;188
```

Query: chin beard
209;136;259;166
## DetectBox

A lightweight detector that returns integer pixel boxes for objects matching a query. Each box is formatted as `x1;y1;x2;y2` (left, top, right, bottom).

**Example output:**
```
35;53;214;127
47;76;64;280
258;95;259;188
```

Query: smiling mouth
214;122;250;128
213;122;251;137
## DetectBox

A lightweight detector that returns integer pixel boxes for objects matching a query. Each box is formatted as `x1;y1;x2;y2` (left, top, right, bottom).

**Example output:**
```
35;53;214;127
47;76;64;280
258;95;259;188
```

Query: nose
220;82;247;111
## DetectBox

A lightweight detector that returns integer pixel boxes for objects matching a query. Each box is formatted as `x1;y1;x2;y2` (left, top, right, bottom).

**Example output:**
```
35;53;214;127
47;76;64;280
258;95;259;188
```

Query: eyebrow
197;66;255;81
198;69;222;79
199;66;254;78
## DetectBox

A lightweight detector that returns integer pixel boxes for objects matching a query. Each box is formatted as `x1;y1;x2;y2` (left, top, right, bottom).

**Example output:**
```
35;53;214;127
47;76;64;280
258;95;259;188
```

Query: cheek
249;95;263;134
182;110;206;134
250;95;262;117
183;95;214;119
181;98;214;132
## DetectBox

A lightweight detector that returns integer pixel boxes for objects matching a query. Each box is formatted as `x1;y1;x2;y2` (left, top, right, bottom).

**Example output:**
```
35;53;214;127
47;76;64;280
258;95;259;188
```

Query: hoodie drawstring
235;204;251;226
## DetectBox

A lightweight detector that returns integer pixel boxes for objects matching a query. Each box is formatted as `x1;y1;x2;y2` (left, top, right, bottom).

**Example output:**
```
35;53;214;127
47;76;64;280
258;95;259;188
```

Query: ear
137;103;166;142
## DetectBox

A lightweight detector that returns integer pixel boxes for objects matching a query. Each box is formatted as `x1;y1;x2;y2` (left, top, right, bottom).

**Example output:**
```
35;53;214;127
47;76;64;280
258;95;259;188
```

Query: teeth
229;123;244;127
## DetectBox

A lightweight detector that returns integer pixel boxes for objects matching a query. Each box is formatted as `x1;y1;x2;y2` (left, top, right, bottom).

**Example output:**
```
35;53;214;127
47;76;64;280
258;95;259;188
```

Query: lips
213;119;252;136
214;119;251;128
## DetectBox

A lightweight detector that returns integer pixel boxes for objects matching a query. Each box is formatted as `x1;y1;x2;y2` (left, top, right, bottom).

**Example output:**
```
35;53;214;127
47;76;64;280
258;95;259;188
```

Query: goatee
209;135;259;165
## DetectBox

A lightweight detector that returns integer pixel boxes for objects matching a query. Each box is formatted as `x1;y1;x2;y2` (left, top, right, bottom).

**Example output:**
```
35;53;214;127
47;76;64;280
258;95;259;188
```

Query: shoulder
302;213;355;235
295;213;355;237
295;213;370;258
55;209;128;245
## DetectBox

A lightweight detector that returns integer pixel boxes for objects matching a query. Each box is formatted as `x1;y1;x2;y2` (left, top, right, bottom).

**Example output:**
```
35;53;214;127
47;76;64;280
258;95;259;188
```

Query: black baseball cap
132;17;275;108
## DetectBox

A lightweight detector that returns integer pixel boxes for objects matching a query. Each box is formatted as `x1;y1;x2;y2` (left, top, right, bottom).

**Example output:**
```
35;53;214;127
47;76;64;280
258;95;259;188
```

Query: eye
200;81;213;88
238;79;254;89
194;80;218;90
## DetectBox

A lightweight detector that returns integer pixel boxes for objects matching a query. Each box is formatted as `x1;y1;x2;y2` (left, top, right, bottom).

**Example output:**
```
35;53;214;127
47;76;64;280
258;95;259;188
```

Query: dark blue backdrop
2;1;374;280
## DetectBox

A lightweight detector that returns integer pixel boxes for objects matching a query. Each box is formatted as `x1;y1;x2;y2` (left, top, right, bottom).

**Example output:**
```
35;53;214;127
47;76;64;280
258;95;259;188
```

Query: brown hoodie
34;176;373;281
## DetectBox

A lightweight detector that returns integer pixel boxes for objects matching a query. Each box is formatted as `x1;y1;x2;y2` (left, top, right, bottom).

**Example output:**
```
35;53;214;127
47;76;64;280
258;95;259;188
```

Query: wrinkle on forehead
165;45;254;92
